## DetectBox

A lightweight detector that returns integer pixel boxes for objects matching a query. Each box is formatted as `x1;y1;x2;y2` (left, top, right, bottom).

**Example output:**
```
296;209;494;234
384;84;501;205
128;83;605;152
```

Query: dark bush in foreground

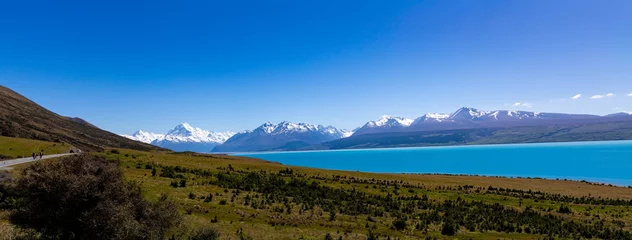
441;221;457;236
8;154;181;240
188;227;220;240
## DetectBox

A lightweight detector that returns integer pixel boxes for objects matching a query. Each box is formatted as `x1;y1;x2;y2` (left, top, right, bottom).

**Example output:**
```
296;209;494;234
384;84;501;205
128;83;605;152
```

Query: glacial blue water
235;141;632;186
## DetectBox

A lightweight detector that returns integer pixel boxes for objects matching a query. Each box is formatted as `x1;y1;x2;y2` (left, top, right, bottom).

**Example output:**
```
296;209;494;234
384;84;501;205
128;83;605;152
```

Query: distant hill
0;85;163;152
313;120;632;150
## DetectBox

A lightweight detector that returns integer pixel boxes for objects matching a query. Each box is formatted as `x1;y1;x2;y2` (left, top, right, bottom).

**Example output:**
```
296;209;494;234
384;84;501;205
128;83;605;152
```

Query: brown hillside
0;85;164;152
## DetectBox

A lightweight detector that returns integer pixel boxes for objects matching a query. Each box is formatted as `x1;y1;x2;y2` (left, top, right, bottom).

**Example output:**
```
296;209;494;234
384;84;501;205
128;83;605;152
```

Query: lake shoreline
238;140;632;186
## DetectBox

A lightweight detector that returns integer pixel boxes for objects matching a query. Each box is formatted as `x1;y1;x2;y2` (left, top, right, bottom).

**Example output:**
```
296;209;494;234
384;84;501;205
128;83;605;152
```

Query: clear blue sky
1;0;631;134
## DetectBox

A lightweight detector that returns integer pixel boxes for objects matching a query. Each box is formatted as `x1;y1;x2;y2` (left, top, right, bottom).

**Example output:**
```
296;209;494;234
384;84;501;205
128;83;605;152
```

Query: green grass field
0;136;72;159
4;146;632;239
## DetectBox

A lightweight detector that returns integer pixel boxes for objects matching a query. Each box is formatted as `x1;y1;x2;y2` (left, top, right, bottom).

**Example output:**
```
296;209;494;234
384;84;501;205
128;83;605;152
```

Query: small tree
324;233;334;240
392;217;407;230
441;221;457;236
189;227;220;240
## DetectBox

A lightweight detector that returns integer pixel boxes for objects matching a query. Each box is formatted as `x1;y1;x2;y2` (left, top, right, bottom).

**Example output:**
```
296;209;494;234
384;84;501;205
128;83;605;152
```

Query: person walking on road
39;151;43;160
32;152;36;160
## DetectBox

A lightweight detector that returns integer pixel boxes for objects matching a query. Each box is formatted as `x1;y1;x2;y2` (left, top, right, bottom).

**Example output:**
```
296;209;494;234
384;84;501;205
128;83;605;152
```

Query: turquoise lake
235;140;632;186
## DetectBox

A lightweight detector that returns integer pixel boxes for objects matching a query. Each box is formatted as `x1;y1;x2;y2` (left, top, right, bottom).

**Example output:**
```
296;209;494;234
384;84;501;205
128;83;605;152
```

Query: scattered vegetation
2;148;632;239
0;154;181;239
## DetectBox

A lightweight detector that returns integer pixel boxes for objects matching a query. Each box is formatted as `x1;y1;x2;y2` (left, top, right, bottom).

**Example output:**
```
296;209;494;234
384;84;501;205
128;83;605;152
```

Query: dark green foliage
367;230;380;240
324;233;334;240
110;149;120;154
188;227;220;240
441;221;457;236
392;217;407;230
151;168;157;176
558;205;572;214
161;166;177;178
204;193;213;203
180;179;187;188
155;163;632;240
189;192;196;200
6;154;181;240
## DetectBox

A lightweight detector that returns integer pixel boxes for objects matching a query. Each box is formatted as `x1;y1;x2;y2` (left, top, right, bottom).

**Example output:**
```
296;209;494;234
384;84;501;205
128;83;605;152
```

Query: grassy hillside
316;121;632;150
5;149;623;239
0;136;72;159
0;85;164;152
4;149;632;239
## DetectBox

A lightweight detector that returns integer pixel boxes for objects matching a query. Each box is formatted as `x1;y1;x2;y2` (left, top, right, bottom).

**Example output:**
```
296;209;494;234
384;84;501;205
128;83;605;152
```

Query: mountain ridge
0;85;162;152
212;121;352;152
121;123;235;152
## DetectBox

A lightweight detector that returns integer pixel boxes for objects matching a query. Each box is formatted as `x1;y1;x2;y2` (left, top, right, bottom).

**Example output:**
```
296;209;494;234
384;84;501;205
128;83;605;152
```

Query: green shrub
441;221;457;236
188;227;220;240
7;154;181;240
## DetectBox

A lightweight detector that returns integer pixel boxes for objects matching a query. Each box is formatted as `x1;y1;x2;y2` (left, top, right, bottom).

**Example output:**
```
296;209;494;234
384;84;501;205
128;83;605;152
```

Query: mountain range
353;107;606;135
120;107;632;153
121;123;235;152
121;121;352;153
212;121;352;152
2;84;631;153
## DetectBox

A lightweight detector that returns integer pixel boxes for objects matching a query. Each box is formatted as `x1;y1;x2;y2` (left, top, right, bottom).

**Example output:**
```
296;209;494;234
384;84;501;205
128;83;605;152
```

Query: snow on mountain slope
412;113;451;124
121;123;235;152
160;122;234;144
448;107;489;121
366;116;414;128
212;121;351;152
352;115;415;135
353;107;605;136
120;130;164;144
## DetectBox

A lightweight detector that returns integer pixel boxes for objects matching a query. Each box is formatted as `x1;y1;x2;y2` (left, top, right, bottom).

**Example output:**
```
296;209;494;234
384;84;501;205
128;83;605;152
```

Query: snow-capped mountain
212;121;351;152
353;116;413;135
158;122;234;144
121;130;164;144
412;113;451;124
353;107;602;136
121;123;235;152
448;107;489;121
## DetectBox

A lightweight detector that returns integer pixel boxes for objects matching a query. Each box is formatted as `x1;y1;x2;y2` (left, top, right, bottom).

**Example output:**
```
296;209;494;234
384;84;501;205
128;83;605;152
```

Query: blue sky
1;0;631;133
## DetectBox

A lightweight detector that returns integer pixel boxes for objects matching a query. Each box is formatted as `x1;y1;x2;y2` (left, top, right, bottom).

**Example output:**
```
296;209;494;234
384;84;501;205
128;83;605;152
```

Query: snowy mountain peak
368;116;413;128
166;122;210;139
255;122;277;134
413;113;450;124
213;121;351;152
120;130;164;144
121;123;236;152
449;107;488;120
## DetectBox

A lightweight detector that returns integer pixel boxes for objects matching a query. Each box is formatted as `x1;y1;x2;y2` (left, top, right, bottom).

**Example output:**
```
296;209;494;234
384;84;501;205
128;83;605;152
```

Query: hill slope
0;85;163;152
0;136;73;159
